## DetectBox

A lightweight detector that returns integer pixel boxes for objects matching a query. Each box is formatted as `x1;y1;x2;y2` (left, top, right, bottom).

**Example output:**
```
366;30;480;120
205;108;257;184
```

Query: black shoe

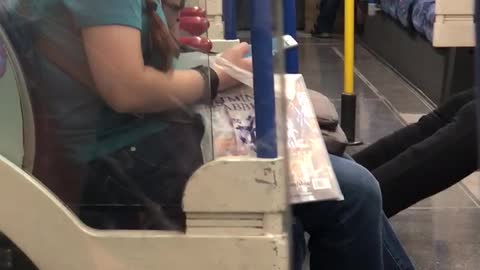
311;31;332;38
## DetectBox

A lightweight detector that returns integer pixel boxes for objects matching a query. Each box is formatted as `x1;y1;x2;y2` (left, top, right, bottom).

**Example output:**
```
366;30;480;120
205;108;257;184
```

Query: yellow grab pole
340;0;362;144
344;0;355;95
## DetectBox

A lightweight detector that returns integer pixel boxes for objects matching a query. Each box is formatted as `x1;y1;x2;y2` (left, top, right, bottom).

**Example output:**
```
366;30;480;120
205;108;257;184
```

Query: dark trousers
80;117;205;231
315;0;342;33
353;89;478;217
293;155;414;270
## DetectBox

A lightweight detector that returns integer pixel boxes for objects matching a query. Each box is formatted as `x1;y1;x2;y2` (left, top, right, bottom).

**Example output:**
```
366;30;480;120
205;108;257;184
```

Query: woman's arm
82;25;250;113
82;25;204;113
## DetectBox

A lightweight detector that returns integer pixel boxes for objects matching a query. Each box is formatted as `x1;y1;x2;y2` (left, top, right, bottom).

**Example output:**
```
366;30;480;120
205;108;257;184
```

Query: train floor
293;33;480;270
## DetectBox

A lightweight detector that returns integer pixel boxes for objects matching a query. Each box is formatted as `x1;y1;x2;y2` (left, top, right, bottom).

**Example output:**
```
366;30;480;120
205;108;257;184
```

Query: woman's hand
213;42;252;91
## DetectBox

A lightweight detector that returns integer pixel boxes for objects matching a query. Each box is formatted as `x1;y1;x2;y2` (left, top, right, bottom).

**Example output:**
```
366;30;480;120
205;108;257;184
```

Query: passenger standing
311;0;365;38
311;0;342;38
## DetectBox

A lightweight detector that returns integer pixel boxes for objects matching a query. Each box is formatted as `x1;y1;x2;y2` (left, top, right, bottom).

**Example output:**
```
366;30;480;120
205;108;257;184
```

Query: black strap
193;65;219;101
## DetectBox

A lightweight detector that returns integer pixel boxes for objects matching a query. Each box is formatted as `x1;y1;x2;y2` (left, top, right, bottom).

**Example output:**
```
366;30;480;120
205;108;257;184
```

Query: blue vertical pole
251;0;277;158
224;0;237;40
283;0;299;74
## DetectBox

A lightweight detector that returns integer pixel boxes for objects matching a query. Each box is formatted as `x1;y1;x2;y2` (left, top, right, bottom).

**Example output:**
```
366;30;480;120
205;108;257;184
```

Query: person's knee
330;156;382;222
293;156;383;233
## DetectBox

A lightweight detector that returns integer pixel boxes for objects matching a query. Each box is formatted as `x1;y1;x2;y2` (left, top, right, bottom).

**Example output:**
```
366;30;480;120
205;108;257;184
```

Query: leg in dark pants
354;90;474;171
353;90;477;217
314;0;342;34
294;155;414;270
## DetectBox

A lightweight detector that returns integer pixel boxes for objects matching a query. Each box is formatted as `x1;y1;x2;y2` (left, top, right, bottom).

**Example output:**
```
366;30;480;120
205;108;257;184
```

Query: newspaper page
207;74;342;203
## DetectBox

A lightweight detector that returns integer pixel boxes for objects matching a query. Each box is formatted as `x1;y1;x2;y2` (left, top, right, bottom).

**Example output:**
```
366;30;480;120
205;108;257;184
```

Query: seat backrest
0;21;35;172
0;5;86;208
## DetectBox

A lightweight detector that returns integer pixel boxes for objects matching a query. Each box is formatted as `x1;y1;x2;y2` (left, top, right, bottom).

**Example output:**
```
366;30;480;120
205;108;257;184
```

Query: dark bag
309;89;348;156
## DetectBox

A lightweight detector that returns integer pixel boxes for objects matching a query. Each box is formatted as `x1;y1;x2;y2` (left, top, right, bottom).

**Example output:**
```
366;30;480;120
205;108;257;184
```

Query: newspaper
202;71;343;204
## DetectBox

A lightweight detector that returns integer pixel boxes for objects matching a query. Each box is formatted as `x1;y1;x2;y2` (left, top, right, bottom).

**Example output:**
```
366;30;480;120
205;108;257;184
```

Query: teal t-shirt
28;0;173;162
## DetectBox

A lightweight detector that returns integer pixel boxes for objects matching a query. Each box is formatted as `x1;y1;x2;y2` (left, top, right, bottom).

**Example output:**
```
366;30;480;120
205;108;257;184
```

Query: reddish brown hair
145;0;180;71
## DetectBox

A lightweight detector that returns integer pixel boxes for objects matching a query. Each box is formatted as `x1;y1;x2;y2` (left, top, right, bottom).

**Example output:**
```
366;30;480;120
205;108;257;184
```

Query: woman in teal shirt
28;0;249;163
20;0;250;230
